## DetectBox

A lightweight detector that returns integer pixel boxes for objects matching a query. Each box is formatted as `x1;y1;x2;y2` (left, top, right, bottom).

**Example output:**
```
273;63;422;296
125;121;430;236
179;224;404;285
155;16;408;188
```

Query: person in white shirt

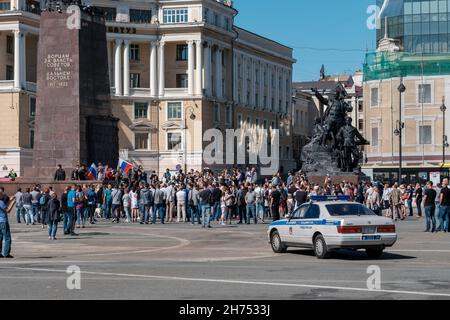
176;186;187;223
382;184;392;218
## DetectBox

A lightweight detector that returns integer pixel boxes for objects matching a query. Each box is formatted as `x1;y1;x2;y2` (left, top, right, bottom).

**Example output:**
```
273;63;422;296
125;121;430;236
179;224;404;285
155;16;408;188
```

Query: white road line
2;266;450;298
389;249;450;253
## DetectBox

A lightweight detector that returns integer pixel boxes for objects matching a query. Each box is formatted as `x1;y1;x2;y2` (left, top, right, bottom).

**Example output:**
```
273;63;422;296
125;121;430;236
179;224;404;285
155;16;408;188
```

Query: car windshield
325;203;377;216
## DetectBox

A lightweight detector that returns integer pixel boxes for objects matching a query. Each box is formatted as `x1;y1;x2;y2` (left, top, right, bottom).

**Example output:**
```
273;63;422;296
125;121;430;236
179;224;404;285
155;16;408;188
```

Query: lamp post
441;98;448;166
184;106;196;174
395;77;406;184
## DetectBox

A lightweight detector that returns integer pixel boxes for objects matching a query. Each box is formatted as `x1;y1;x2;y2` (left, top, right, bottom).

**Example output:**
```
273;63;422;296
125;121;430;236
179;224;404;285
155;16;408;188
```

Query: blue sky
234;0;377;81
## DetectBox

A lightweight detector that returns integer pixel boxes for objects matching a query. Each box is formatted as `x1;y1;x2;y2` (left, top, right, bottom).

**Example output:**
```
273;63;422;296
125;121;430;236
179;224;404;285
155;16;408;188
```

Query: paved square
1;217;450;300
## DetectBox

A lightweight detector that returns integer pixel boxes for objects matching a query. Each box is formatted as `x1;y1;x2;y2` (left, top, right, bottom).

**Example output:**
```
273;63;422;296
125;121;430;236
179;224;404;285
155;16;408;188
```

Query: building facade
363;0;450;184
0;0;296;177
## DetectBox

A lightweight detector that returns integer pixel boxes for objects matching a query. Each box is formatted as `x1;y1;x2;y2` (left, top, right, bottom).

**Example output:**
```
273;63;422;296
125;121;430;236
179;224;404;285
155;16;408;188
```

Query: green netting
363;51;450;82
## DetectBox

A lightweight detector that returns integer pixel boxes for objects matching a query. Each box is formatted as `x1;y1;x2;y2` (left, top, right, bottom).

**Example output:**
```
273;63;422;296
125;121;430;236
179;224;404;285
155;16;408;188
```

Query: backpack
39;195;47;206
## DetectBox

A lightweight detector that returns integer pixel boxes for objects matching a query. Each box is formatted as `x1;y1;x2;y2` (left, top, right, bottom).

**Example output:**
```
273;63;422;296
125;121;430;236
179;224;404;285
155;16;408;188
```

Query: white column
158;41;166;97
281;69;286;113
13;30;22;89
203;42;211;96
275;67;280;112
242;56;247;105
215;46;223;99
232;53;237;102
20;31;26;88
150;41;158;97
250;59;255;107
114;39;123;96
259;62;264;109
187;40;195;96
195;40;203;96
123;40;130;96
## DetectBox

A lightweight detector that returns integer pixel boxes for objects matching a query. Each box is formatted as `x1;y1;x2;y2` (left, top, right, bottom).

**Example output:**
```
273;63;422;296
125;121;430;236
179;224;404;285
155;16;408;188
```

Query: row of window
371;125;432;146
203;8;231;31
134;132;182;151
370;83;433;107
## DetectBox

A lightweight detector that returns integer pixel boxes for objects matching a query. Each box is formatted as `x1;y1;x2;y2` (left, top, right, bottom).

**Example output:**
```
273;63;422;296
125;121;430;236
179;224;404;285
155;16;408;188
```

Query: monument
300;83;369;184
25;0;119;179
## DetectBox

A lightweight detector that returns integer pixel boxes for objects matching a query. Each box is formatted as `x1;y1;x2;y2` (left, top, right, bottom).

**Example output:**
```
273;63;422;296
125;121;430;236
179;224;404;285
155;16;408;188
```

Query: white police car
268;196;397;259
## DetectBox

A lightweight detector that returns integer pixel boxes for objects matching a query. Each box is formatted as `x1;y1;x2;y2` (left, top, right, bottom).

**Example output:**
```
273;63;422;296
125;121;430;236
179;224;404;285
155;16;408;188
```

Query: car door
286;204;310;245
299;204;321;246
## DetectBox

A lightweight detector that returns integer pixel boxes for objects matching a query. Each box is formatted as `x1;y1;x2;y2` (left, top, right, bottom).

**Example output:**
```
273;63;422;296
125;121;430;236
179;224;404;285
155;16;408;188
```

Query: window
214;13;219;26
135;133;149;150
30;97;36;117
176;74;188;88
419;125;432;144
30;130;34;149
418;84;432;103
224;17;230;30
130;44;140;61
0;2;11;10
95;6;116;21
168;132;182;151
203;8;209;22
129;9;152;23
213;104;220;123
6;35;13;54
6;65;13;80
134;102;148;119
295;110;300;125
371;127;379;146
176;44;188;61
303;205;320;219
358;119;364;131
226;105;232;125
237;114;242;128
167;102;182;120
358;100;363;112
163;8;188;24
130;73;140;88
370;87;379;106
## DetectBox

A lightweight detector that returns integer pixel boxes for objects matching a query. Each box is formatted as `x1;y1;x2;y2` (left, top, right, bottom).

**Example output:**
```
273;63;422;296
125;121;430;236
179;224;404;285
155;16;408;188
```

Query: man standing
389;183;403;221
54;164;66;181
423;181;437;233
438;178;450;233
236;184;248;224
111;185;122;223
103;184;113;220
176;185;187;223
153;184;165;224
245;185;257;224
67;186;78;236
270;186;281;221
198;183;212;229
30;187;40;224
211;183;222;222
0;190;13;258
415;183;423;217
15;188;24;224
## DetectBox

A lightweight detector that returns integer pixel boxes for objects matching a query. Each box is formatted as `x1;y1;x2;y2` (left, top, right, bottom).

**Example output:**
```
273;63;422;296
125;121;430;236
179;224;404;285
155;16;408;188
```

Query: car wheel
270;231;287;253
313;235;331;259
366;248;384;258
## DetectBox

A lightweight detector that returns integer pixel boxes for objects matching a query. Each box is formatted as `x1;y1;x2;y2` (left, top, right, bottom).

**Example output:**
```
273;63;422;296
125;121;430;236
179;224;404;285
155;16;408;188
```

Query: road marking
2;266;450;298
390;249;450;253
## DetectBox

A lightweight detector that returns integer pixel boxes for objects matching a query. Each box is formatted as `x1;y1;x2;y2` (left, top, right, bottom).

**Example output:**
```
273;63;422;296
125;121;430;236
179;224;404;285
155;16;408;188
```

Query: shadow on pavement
287;249;416;261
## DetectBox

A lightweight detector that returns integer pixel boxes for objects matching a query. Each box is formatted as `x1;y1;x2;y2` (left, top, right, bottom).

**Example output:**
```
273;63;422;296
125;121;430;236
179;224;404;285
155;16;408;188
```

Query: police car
268;196;397;259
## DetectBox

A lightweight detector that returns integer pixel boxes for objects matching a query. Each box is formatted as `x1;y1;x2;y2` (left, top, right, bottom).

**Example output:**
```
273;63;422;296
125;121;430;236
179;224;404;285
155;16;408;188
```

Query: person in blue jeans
198;183;212;228
245;186;257;224
423;181;437;232
67;186;78;236
438;178;450;232
0;193;13;258
46;193;61;240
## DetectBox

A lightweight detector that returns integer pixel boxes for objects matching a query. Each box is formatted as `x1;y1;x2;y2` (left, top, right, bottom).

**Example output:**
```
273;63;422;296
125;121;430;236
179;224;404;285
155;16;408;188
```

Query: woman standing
130;187;139;223
39;189;51;229
47;193;61;240
75;186;86;228
123;188;131;223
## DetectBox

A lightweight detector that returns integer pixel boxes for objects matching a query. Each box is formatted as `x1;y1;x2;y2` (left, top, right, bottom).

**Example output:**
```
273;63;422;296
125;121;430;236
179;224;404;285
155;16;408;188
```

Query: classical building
362;0;450;184
0;0;296;177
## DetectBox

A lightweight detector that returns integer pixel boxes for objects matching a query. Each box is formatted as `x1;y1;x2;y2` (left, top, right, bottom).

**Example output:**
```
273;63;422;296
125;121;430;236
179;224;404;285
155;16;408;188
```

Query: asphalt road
1;215;450;300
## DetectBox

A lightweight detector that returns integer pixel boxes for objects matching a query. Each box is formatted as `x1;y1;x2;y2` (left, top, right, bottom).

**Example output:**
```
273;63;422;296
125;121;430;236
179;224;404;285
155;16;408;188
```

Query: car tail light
337;226;362;234
377;225;396;233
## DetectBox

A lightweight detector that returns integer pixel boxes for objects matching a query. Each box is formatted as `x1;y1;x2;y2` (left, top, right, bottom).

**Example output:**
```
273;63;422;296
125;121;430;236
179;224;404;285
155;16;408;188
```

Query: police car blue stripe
270;220;341;226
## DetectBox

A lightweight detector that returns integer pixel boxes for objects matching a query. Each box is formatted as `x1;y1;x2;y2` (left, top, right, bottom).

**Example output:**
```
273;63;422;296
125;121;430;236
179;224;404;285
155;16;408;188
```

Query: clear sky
234;0;377;81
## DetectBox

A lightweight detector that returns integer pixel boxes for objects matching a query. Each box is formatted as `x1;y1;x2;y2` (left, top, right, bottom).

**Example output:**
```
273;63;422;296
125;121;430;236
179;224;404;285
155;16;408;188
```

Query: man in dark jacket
54;165;66;181
46;193;61;240
61;187;70;235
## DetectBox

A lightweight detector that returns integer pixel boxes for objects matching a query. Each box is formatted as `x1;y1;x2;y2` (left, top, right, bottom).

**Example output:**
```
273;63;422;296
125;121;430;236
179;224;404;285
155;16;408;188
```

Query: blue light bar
310;195;351;202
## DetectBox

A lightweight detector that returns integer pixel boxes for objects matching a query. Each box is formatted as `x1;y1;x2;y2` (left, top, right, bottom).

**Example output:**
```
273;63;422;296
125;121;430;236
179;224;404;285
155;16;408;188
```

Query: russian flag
87;163;97;180
118;158;134;175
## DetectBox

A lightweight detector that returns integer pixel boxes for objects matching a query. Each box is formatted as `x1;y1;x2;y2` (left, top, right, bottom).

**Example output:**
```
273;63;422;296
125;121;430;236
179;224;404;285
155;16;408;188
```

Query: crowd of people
1;166;449;259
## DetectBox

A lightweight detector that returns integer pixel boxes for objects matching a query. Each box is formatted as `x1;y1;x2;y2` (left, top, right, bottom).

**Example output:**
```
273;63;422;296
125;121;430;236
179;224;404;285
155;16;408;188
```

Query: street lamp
184;106;196;174
441;98;449;165
396;77;406;184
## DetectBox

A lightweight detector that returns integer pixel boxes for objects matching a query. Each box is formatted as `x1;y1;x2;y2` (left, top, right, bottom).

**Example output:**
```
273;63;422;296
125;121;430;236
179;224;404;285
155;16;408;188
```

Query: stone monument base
306;175;359;186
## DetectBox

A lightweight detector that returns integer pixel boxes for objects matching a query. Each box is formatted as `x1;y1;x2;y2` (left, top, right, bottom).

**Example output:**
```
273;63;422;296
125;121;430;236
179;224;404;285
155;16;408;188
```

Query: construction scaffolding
363;51;450;82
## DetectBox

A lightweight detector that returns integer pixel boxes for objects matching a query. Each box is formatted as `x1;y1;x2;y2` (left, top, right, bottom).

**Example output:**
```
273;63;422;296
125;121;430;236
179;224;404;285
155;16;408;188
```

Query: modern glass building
377;0;450;53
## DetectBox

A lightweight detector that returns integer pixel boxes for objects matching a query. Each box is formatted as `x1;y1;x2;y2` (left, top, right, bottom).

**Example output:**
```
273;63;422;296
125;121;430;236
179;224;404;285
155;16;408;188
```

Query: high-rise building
0;0;296;177
363;0;450;184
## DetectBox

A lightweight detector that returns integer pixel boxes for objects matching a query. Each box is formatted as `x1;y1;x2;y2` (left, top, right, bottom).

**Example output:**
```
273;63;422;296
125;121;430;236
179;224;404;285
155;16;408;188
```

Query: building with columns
0;0;296;177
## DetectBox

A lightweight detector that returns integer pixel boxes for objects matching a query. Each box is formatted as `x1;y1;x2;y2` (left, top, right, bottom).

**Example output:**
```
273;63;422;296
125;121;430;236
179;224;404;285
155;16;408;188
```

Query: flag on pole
87;163;97;180
118;159;134;175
